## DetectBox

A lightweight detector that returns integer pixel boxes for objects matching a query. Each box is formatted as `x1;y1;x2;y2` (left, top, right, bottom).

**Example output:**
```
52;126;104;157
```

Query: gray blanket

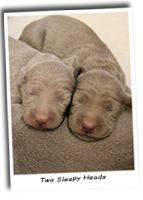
12;103;134;174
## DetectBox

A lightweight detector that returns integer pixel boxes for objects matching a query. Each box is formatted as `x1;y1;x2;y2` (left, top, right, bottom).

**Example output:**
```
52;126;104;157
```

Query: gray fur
20;15;131;141
9;36;75;130
20;15;126;86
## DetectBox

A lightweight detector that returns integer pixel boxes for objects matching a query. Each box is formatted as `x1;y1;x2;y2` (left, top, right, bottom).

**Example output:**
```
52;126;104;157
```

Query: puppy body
20;15;131;141
20;15;125;87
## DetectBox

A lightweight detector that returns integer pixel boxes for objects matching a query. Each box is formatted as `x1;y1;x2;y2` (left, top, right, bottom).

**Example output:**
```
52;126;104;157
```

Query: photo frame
4;8;138;192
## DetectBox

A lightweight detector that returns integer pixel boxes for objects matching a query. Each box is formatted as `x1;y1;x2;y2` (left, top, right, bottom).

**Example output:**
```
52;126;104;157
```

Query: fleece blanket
12;103;134;174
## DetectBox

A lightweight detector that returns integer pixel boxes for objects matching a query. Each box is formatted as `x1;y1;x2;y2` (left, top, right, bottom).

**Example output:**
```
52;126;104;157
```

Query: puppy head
68;69;131;141
17;58;76;130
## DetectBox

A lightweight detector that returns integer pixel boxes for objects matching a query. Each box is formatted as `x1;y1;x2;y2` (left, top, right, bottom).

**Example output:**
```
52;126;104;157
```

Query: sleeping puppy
68;66;131;141
19;15;131;140
9;36;76;130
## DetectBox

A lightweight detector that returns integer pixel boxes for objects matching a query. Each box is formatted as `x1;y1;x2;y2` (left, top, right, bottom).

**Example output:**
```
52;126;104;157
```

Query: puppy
19;15;131;140
9;36;76;130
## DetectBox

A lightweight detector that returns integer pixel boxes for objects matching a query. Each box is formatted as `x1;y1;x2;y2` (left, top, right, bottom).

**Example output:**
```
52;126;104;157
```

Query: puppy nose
82;122;95;134
35;114;49;125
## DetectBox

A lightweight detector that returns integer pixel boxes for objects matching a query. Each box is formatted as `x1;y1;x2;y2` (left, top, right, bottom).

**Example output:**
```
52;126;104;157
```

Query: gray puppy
9;36;76;130
20;15;131;141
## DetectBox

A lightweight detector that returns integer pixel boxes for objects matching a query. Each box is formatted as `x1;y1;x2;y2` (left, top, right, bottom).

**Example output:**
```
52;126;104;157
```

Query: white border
4;8;139;192
4;14;13;188
5;7;133;16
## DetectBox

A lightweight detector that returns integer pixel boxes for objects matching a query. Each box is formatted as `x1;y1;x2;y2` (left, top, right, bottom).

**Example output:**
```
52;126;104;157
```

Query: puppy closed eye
26;89;36;97
26;91;34;96
73;93;89;104
104;101;113;111
56;91;71;102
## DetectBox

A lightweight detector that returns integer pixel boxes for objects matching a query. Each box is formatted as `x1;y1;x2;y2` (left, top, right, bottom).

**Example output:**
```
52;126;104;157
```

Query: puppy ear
69;55;79;68
123;93;132;108
69;55;86;78
17;67;27;88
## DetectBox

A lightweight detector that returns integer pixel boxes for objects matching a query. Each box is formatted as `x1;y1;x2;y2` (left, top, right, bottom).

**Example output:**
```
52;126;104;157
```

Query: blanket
12;103;134;174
